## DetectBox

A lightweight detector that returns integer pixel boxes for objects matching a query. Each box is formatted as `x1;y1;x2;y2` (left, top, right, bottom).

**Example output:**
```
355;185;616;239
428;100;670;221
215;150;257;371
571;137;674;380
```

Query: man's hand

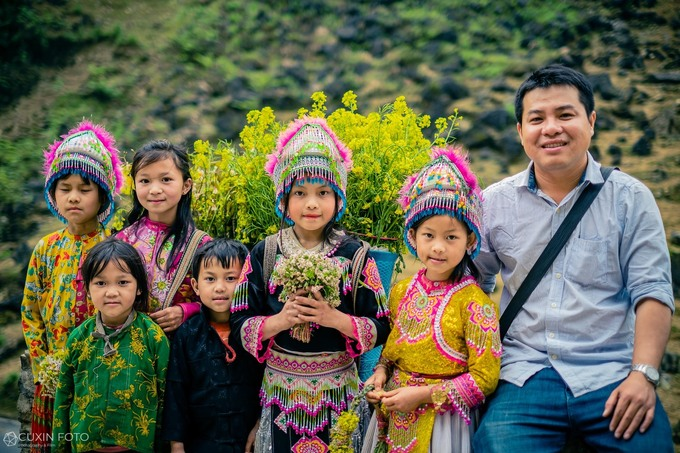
602;371;657;440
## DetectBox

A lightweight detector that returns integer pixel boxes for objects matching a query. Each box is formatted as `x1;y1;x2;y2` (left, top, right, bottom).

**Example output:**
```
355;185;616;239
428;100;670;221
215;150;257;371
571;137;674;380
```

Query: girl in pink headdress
230;117;391;452
21;120;122;451
115;140;211;334
362;146;501;453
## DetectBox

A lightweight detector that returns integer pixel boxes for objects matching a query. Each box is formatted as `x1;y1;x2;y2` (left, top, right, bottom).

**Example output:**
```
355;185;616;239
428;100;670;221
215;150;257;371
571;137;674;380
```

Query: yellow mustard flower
163;91;461;258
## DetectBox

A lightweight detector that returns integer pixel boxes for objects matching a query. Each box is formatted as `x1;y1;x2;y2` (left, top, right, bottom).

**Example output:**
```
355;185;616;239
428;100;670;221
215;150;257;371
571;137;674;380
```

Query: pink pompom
275;117;353;172
43;120;123;195
264;152;279;176
430;145;480;194
397;173;420;209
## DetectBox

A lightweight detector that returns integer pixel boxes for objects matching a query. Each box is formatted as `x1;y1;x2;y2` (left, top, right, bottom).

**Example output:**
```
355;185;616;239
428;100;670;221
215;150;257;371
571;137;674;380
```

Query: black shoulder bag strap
499;166;616;340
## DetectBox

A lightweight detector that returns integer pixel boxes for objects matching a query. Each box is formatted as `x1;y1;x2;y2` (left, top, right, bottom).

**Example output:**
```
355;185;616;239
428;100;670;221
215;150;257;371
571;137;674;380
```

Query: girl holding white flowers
230;117;391;453
362;146;501;453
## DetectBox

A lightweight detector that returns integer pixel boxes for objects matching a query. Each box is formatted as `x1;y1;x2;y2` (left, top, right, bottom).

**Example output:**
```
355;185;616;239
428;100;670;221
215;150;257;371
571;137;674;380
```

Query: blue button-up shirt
475;154;674;397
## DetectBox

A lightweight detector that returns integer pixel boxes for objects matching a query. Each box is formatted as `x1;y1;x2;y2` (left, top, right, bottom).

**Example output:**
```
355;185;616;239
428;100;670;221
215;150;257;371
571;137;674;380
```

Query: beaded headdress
265;117;353;222
43;120;123;224
398;145;482;257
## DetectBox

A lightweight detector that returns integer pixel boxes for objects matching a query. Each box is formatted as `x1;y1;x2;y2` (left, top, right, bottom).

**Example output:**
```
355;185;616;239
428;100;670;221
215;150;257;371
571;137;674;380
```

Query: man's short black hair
515;64;595;123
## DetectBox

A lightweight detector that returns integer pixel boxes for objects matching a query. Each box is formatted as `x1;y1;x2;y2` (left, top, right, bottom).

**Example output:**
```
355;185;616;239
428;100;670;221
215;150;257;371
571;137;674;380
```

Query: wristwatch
630;363;660;387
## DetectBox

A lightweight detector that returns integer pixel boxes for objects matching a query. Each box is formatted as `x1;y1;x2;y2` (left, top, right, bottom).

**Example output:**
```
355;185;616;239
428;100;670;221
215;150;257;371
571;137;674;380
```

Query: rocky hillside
1;0;679;244
0;0;679;435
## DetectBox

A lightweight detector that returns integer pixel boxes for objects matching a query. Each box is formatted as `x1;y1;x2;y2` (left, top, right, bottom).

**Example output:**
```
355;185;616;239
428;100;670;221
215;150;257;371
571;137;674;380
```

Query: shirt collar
142;215;171;232
523;152;601;193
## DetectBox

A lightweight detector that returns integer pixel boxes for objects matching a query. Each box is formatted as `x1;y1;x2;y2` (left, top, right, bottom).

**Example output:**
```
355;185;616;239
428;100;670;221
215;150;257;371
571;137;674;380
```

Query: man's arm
603;298;672;440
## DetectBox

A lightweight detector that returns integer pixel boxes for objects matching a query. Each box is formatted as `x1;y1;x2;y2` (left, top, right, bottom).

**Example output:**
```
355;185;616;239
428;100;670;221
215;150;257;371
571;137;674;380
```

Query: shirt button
551;354;558;360
555;273;562;279
551;303;557;308
548;332;555;338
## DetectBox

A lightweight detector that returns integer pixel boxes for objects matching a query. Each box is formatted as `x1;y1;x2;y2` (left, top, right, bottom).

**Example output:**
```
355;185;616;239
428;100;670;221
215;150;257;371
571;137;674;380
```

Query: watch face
647;367;660;381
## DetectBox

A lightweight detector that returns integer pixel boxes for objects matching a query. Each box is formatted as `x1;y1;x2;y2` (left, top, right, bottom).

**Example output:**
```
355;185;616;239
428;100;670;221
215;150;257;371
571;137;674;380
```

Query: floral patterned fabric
115;217;210;319
21;227;108;381
52;312;169;453
374;269;502;453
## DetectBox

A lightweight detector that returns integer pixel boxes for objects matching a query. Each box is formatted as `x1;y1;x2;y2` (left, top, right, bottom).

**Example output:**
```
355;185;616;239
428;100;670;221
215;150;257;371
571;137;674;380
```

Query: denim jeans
472;367;673;453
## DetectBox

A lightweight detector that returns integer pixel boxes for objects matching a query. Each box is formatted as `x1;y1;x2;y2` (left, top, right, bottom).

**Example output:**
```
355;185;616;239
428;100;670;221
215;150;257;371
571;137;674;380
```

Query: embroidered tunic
230;229;390;451
376;269;501;453
52;312;169;453
115;217;210;319
21;227;108;380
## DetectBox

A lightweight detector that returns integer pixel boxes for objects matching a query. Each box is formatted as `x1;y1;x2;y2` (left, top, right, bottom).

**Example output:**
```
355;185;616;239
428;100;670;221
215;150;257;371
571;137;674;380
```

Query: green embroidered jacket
52;312;169;453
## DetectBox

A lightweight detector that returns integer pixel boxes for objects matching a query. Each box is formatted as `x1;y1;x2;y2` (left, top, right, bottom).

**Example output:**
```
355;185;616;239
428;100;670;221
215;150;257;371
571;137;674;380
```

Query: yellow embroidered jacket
377;269;502;453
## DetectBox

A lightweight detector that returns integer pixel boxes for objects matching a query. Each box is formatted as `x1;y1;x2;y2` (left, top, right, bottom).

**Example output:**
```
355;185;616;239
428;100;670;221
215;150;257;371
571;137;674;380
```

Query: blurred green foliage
0;0;117;106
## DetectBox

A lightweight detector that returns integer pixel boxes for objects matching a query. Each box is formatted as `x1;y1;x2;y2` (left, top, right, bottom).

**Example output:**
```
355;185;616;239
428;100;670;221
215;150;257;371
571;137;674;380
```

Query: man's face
517;84;596;177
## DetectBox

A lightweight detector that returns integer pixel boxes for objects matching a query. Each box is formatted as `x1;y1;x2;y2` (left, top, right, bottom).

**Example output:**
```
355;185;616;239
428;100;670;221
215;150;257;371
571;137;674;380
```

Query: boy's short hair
191;238;248;278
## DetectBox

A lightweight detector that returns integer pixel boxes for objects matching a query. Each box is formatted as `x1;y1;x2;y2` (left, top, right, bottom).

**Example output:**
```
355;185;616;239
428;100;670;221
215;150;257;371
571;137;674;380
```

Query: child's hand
295;294;330;320
170;441;186;453
280;289;309;329
150;306;184;333
261;292;306;340
365;369;388;404
294;288;342;328
380;386;430;413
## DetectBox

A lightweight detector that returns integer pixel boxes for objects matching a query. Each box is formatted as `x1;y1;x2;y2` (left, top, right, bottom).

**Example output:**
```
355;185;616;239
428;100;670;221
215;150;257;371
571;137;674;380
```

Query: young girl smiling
116;140;210;333
363;146;501;453
230;118;390;452
52;239;169;453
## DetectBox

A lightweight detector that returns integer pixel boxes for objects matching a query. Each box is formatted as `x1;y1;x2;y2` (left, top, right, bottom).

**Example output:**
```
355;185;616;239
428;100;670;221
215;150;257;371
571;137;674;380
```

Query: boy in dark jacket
163;239;263;453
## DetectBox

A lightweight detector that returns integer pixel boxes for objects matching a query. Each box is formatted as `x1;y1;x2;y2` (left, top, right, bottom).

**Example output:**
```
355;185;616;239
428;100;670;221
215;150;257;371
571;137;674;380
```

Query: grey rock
632;135;652;156
589;73;621;101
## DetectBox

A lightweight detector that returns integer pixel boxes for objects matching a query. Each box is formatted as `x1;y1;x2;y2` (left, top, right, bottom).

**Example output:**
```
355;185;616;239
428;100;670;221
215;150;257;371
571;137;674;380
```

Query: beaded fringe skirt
255;347;361;452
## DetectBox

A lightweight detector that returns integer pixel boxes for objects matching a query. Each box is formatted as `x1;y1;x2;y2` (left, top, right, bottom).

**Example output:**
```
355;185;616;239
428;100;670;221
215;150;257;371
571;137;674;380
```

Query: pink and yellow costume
371;269;500;453
22;228;107;380
115;216;210;321
364;145;501;453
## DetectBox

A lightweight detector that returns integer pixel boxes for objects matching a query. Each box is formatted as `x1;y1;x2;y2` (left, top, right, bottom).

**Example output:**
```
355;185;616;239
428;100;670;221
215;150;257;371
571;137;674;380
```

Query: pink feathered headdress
398;145;483;257
265;117;353;222
43;120;123;224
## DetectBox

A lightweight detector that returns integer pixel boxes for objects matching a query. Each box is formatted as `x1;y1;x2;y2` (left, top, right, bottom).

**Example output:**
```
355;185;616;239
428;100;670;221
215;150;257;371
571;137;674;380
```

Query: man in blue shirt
473;64;674;452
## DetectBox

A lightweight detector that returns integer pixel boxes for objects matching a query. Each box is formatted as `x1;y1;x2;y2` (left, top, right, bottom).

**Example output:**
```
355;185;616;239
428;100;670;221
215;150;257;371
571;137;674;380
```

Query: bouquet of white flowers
271;252;342;342
37;351;65;397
